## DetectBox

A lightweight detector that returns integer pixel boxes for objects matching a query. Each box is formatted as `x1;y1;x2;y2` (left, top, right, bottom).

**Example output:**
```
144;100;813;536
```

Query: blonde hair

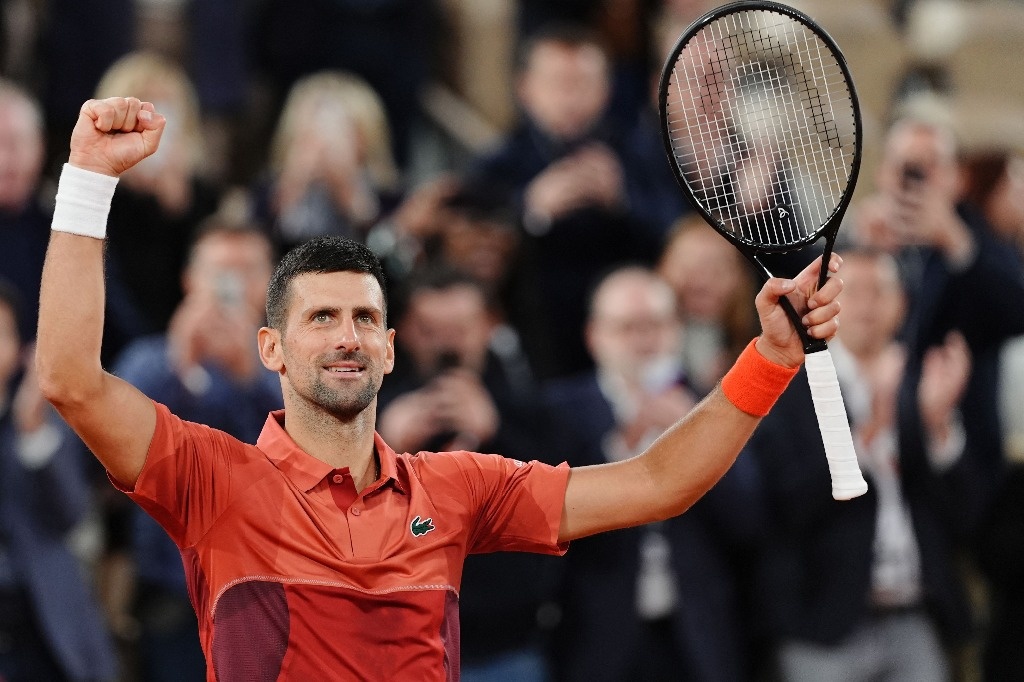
94;51;204;172
270;71;399;192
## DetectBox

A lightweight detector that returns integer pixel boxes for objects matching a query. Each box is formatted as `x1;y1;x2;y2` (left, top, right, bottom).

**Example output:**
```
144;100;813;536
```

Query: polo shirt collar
256;410;405;494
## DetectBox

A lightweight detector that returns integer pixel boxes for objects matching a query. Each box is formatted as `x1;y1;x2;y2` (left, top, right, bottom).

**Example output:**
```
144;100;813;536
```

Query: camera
901;163;926;191
434;350;461;375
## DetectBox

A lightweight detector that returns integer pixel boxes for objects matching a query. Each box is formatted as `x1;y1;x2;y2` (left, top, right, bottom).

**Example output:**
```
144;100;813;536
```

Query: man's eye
314;312;331;323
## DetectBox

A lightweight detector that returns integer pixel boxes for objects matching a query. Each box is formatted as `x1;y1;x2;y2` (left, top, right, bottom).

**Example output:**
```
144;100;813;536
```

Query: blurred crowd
0;0;1023;680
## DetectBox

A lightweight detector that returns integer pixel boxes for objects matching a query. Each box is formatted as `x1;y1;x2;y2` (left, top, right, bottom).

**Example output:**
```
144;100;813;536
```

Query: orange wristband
721;338;799;417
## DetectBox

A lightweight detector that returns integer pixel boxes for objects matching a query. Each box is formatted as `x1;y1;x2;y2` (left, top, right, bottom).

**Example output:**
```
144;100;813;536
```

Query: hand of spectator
274;131;325;212
619;385;696;451
918;330;971;439
429;369;499;447
388;175;461;239
891;175;974;264
859;342;906;447
377;388;448;453
12;345;48;435
168;292;262;384
69;98;166;177
524;144;624;221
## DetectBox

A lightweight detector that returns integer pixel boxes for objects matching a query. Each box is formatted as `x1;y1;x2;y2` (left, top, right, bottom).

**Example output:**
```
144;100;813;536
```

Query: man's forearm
36;231;108;403
636;387;761;521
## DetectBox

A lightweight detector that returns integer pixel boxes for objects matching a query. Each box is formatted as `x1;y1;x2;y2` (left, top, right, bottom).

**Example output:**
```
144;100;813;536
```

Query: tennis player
36;98;844;680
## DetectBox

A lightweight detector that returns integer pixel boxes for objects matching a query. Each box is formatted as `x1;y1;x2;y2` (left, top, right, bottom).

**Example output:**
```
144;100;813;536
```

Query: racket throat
777;294;828;354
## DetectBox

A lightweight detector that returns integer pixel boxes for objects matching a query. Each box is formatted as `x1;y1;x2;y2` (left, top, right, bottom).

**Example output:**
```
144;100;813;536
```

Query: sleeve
108;400;248;548
451;451;571;556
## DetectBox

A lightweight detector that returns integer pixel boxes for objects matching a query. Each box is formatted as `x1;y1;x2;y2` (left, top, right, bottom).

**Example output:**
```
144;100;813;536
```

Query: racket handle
805;349;868;500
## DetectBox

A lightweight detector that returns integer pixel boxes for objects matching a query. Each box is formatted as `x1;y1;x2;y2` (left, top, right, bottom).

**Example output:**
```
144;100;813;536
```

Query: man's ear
258;327;284;372
384;328;396;375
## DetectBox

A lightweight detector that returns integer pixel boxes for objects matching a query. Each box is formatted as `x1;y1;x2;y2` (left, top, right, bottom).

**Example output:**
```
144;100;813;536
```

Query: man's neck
283;399;379;492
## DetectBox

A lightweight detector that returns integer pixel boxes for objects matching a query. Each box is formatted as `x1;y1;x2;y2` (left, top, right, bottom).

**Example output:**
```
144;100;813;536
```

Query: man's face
587;272;682;384
836;254;904;357
878;123;959;200
186;233;274;319
0;98;44;212
263;271;394;420
441;217;518;288
399;285;493;376
518;42;610;141
658;227;744;321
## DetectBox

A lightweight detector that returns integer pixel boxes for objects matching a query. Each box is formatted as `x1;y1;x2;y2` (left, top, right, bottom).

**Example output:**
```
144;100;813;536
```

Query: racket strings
666;9;857;247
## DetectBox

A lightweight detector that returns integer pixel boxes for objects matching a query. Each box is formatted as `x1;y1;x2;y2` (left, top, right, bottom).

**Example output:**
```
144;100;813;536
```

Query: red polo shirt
114;402;570;681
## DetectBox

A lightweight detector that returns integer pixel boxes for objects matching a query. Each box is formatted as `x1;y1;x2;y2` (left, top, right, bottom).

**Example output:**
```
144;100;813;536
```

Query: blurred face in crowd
400;284;494;377
518;40;610;141
440;216;519;289
658;224;745;322
185;231;275;319
587;269;682;385
985;155;1024;241
878;121;960;200
835;252;905;359
0;93;44;212
0;299;20;387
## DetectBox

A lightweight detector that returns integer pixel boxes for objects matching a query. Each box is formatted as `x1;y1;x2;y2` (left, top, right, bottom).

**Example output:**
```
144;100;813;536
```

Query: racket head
658;0;862;255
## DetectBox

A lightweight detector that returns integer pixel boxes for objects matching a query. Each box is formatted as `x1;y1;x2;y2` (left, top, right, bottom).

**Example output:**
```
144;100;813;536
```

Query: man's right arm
36;98;166;489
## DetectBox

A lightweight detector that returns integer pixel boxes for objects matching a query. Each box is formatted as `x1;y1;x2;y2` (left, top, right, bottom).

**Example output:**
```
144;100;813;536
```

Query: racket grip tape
805;349;869;500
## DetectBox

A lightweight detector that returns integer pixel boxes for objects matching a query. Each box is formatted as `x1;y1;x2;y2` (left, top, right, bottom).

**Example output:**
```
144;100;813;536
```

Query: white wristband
51;163;119;240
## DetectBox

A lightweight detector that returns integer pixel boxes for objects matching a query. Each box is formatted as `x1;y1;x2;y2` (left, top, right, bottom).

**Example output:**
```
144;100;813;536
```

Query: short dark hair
186;214;273;270
266;236;388;330
515;23;607;74
395;265;491;322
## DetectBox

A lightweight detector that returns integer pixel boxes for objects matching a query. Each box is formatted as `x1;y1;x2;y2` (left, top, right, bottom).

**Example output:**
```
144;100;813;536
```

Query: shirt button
351;507;361;516
332;474;344;484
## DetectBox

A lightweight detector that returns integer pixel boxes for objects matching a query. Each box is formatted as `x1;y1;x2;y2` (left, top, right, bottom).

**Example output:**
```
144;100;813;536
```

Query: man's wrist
722;338;800;417
51;163;119;240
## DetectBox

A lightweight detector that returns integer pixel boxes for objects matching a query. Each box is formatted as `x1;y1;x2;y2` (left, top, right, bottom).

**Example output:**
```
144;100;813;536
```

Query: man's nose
334;317;361;351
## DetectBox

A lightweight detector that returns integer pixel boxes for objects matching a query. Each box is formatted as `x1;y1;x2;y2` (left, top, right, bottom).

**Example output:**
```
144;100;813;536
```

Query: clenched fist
68;97;166;177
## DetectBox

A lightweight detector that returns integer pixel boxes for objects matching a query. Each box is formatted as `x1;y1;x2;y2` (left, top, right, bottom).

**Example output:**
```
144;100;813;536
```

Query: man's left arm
558;255;843;542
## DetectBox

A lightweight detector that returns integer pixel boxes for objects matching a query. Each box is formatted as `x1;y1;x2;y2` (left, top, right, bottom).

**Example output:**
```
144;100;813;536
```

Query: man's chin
309;383;378;421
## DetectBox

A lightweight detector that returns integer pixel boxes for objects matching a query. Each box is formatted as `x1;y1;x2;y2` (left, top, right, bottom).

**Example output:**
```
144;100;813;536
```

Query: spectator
376;267;559;681
751;248;981;681
865;118;1024;493
546;266;765;681
657;216;759;395
433;181;551;384
94;51;222;340
468;24;660;378
0;78;142;356
111;218;280;681
253;0;439;165
0;79;49;341
0;281;118;681
255;71;400;254
960;148;1024;682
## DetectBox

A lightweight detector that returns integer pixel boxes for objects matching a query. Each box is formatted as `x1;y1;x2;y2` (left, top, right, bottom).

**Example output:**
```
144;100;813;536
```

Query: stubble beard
308;371;380;421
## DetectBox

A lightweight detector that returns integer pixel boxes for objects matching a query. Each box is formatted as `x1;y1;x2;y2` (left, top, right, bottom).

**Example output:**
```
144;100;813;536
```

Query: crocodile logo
410;516;435;537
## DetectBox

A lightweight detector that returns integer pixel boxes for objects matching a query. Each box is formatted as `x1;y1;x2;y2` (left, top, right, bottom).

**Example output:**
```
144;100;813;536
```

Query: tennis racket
658;0;868;500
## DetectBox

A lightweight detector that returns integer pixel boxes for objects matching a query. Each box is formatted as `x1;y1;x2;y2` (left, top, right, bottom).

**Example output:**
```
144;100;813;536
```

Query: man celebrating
36;97;844;680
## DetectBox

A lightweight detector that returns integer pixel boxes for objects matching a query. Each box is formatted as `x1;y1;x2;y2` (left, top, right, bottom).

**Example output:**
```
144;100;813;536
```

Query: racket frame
657;0;863;353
